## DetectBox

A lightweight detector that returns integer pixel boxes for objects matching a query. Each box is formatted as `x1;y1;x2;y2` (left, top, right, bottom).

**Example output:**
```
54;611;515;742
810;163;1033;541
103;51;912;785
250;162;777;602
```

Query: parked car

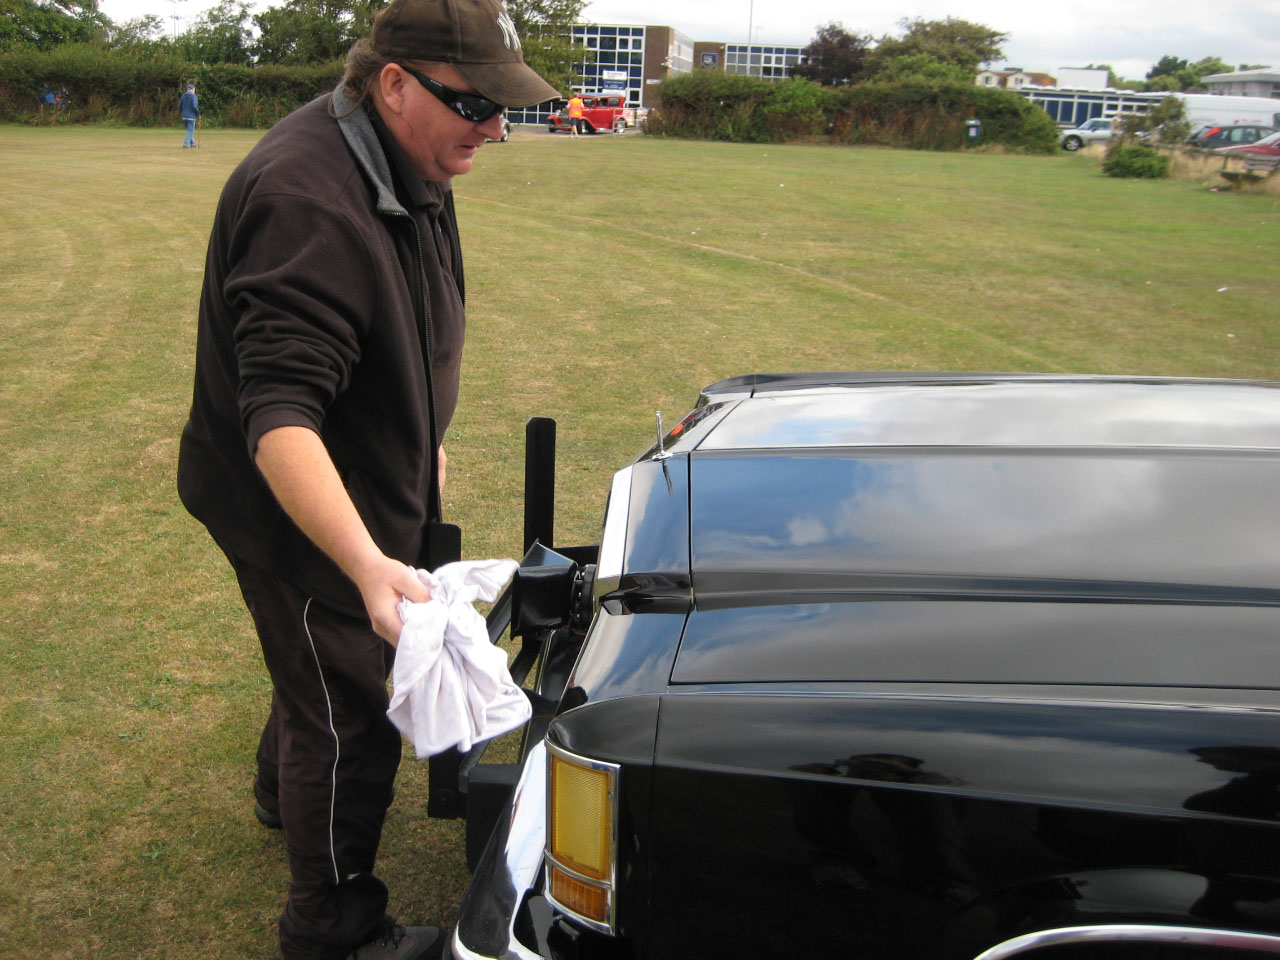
546;94;629;134
1189;124;1279;150
1059;116;1115;151
439;372;1280;960
1215;129;1280;158
488;117;511;143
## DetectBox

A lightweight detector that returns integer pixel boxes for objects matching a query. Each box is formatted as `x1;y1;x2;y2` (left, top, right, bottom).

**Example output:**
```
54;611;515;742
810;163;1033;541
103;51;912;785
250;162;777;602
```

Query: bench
1220;153;1280;185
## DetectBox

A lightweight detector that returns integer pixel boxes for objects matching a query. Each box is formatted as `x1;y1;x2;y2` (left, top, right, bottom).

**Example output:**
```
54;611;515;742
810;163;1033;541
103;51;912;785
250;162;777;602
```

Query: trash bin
966;119;982;143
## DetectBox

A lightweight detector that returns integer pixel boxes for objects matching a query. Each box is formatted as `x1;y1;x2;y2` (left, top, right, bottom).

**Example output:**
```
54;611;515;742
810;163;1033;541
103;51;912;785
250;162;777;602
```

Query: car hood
660;378;1280;687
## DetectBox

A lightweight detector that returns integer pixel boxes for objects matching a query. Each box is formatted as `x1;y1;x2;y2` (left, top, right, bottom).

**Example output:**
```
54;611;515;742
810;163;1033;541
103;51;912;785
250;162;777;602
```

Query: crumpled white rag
387;558;529;756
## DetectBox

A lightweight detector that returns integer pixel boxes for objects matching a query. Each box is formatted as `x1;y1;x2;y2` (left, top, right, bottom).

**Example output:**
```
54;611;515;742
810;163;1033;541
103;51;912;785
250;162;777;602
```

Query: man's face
382;63;505;182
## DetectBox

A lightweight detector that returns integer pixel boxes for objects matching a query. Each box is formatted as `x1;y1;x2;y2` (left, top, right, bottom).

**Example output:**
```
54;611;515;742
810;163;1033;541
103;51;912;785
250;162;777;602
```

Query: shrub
1103;146;1170;179
830;81;1058;153
649;72;1059;153
650;70;770;142
761;77;834;141
0;45;342;126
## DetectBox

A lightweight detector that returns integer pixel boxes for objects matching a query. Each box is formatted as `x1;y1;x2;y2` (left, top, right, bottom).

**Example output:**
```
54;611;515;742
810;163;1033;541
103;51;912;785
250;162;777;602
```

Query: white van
1173;93;1280;129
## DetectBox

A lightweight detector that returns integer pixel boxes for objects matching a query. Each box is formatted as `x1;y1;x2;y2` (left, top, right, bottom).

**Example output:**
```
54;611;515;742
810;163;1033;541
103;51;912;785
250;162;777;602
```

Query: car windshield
1250;130;1280;147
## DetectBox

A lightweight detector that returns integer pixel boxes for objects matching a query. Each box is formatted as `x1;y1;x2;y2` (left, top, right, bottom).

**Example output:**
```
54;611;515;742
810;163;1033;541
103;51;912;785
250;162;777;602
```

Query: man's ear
379;63;409;115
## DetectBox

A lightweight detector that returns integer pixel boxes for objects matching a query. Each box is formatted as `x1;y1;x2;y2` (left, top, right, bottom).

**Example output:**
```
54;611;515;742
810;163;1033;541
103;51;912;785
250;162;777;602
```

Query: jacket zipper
406;214;442;521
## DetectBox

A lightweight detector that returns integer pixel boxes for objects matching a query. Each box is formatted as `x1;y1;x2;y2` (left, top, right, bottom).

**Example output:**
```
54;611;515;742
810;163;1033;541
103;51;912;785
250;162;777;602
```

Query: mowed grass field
2;121;1278;960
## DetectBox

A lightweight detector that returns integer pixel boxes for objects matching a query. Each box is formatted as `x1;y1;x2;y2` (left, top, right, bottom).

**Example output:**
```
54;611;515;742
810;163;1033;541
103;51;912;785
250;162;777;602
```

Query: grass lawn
1;121;1277;959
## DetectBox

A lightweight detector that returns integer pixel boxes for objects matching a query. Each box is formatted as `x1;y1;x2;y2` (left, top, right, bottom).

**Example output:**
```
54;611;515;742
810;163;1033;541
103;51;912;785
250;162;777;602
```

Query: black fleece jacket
178;87;465;615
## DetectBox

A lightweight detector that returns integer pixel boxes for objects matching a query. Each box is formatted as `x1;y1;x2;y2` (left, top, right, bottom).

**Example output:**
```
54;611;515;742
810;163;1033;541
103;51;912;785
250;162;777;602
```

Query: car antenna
653;411;670;461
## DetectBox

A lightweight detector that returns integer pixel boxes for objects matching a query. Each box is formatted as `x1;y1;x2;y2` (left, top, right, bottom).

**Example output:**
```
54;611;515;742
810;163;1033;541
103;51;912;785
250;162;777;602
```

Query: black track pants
227;554;402;960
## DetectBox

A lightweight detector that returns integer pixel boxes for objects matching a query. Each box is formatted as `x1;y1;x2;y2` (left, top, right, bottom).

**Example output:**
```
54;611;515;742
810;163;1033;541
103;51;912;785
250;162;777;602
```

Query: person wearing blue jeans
179;82;200;148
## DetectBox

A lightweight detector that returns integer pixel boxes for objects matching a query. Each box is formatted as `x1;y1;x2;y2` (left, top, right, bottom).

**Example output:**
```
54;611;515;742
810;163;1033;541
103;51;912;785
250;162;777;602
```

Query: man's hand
438;444;447;494
255;425;433;645
351;553;433;646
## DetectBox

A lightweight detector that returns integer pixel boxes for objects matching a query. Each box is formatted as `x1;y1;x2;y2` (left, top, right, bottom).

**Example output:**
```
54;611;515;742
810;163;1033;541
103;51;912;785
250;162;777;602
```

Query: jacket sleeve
222;191;380;458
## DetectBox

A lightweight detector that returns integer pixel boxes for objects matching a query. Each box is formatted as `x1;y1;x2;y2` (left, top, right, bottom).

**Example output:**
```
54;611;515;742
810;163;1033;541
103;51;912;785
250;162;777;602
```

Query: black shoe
346;920;443;960
253;800;282;830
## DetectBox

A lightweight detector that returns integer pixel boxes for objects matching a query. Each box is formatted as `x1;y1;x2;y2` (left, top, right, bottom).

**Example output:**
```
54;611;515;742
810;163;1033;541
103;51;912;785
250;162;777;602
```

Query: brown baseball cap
370;0;560;107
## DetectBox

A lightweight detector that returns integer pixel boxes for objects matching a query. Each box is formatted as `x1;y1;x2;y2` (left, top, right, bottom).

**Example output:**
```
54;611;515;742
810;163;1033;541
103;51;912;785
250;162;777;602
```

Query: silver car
1060;116;1115;151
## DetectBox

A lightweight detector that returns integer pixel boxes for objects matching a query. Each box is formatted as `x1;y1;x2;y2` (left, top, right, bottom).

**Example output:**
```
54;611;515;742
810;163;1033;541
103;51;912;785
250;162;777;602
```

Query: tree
871;52;972;84
1177;55;1231;89
504;0;589;95
868;17;1007;77
253;0;360;64
1145;73;1181;92
176;0;254;65
790;22;871;87
1144;94;1190;144
0;0;107;51
1143;54;1233;92
104;13;166;51
1146;54;1188;80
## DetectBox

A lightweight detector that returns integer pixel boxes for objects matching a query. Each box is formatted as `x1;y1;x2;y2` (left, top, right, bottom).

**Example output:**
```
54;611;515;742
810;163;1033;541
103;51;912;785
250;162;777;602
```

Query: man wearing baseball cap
177;1;557;958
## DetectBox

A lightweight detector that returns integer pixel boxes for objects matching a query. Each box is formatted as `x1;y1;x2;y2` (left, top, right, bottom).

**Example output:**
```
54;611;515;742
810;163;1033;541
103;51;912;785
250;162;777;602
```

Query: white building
975;69;1056;91
1201;67;1280;99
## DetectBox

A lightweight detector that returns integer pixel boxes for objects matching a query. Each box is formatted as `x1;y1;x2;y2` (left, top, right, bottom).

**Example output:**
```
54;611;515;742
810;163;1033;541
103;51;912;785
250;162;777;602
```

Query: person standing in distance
567;91;584;136
179;82;200;148
175;1;558;958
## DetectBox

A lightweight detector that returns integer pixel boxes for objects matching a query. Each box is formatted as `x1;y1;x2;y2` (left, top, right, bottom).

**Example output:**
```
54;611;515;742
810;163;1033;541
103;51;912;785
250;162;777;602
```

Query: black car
1188;124;1279;150
435;372;1280;960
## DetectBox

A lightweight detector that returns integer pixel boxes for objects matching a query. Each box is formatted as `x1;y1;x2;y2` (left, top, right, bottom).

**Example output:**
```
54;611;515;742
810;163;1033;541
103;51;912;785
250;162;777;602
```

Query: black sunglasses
398;64;505;122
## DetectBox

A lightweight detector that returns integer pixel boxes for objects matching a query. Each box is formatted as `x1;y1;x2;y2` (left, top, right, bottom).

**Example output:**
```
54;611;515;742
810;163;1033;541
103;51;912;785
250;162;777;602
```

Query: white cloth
388;558;529;756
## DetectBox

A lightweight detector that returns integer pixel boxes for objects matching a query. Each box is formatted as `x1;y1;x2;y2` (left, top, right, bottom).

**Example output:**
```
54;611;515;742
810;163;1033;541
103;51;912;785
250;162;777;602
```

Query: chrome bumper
450;741;547;960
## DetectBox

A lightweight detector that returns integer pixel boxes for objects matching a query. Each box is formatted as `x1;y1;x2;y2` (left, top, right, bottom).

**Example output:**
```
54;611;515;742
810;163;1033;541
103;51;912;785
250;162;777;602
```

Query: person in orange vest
567;92;584;136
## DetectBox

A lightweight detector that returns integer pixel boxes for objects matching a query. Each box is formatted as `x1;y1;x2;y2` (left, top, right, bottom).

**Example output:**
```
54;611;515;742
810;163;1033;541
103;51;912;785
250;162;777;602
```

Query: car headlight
545;742;619;933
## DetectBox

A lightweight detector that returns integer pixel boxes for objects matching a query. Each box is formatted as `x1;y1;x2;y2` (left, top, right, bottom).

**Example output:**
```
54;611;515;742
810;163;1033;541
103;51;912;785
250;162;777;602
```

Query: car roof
695;374;1280;451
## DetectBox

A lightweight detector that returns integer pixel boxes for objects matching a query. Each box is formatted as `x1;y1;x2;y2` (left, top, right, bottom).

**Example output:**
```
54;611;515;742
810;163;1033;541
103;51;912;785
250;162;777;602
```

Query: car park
438;372;1280;960
546;94;629;134
1059;116;1115;151
1188;124;1279;150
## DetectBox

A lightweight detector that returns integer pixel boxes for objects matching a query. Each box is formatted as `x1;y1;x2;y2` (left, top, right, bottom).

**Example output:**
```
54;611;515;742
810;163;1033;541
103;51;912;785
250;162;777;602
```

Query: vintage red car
546;94;629;134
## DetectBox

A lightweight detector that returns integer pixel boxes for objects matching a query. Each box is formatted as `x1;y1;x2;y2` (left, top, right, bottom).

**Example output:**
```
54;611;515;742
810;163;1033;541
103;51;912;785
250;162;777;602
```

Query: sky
96;0;1278;84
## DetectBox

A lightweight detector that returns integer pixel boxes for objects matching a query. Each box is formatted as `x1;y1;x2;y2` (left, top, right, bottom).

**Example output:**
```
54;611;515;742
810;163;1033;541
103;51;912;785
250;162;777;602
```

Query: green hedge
649;71;1059;154
0;45;343;127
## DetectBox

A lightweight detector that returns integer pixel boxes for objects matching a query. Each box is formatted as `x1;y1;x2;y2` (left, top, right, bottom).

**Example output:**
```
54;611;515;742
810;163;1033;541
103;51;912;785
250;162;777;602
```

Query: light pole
170;0;187;38
747;0;754;44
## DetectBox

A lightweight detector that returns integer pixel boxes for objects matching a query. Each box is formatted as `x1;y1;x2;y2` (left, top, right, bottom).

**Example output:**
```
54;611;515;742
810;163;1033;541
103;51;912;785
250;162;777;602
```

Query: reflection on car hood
662;376;1280;685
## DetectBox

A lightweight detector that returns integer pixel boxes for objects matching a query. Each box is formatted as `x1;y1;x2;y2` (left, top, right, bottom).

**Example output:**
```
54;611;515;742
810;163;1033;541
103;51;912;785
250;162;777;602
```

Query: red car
546;94;629;135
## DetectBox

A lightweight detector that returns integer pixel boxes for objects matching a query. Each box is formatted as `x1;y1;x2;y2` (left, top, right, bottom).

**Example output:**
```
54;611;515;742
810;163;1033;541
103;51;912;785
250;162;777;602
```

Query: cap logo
496;6;520;50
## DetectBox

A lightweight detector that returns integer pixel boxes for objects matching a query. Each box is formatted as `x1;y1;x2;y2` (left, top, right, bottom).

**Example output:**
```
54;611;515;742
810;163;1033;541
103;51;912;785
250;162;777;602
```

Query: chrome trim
449;926;541;960
451;742;548;960
973;924;1280;959
594;467;631;602
544;741;621;935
